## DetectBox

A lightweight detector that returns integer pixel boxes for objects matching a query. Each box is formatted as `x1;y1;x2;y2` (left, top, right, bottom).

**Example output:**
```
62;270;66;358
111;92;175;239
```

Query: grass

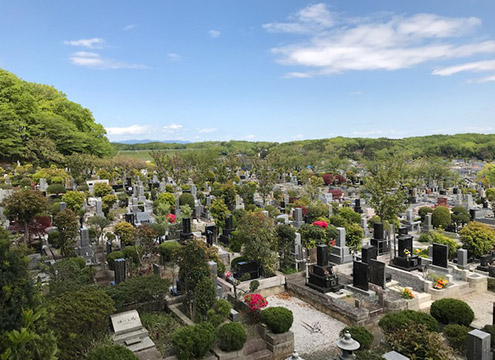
140;312;183;356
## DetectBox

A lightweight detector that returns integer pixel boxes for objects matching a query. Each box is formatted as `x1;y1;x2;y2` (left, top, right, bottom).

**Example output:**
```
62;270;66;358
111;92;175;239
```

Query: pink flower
243;293;268;312
312;220;328;228
166;214;176;224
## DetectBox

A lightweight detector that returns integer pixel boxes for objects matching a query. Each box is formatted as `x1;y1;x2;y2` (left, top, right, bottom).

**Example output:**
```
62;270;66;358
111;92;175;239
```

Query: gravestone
353;261;369;291
39;178;48;192
466;329;491;360
422;213;433;232
369;259;386;289
235;260;259;280
180;218;192;241
361;244;377;264
432;243;448;268
353;198;363;214
307;244;342;293
370;222;389;254
96;198;104;217
153;263;160;275
114;258;126;284
477;254;490;272
329;227;353;264
111;310;155;352
360;216;368;237
106;241;112;255
293;208;304;228
457;248;468;267
59;202;66;212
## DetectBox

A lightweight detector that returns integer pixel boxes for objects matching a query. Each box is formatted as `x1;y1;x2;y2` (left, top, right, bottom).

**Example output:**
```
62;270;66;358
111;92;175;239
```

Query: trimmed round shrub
339;326;373;350
107;251;125;270
86;344;138;360
179;193;195;210
261;307;293;334
159;241;180;263
217;322;247;352
249;280;260;293
430;298;474;326
432;206;452;229
47;183;66;195
207;299;232;327
418;206;434;221
378;310;438;333
172;322;216;360
443;324;469;353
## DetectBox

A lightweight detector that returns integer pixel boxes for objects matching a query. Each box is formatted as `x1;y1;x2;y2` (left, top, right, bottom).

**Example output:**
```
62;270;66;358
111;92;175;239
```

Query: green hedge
430;298;474;326
443;324;469;353
217;322;247;352
86;344;138;360
159;241;180;263
339;326;373;350
378;310;438;333
171;322;216;360
261;307;293;334
107;251;125;270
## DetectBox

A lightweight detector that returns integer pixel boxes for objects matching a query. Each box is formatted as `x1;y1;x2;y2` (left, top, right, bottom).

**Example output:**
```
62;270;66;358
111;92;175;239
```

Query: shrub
171;322;216;360
123;246;141;264
207;299;232;327
194;277;216;322
47;230;60;248
430;298;474;326
249;280;260;293
217;322;247;352
488;278;495;292
239;273;251;282
140;312;182;356
261;307;293;333
429;232;460;260
481;324;495;349
418;233;432;243
47;183;66;195
340;326;373;350
355;351;383;360
159;241;181;263
179;193;195;210
432;206;452;229
86;344;138;360
460;221;495;257
378;310;438;333
418;206;434;221
443;324;469;353
107;251;125;270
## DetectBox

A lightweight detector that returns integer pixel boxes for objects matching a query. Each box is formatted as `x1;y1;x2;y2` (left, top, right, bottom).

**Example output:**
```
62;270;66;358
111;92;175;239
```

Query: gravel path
266;293;346;355
460;291;495;329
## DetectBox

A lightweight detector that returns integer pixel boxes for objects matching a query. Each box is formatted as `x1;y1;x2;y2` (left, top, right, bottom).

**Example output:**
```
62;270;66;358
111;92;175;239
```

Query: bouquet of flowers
403;249;411;257
414;249;421;255
401;287;414;299
433;279;449;289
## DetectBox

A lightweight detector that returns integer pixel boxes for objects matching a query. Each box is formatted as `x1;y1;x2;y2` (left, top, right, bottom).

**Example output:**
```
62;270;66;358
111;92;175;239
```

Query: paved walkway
460;291;495;329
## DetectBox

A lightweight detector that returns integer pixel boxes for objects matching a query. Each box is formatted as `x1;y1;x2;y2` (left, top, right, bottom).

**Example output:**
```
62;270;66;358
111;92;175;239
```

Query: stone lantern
286;351;304;360
336;331;360;359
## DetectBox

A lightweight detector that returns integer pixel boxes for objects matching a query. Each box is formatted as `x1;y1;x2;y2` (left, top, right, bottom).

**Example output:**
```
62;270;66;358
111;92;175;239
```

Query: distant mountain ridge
114;139;192;144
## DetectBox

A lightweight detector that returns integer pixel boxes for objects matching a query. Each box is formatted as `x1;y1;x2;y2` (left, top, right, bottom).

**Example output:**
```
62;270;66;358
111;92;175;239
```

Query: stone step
243;349;272;360
243;338;267;355
113;328;149;344
415;291;432;303
127;336;156;352
418;300;434;312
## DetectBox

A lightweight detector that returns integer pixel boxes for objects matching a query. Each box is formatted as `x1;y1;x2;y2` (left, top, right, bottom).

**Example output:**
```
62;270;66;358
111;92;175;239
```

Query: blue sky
0;1;494;143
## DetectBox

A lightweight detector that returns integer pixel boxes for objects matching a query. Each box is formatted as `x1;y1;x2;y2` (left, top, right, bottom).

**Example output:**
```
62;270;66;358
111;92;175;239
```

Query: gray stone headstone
39;178;48;192
457;248;468;267
96;199;104;217
466;329;491;360
59;202;66;212
382;351;410;360
336;227;346;248
80;226;90;248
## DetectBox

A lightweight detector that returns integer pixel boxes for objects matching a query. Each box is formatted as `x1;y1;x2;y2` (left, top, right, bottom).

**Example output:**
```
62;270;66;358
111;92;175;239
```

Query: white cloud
123;24;137;31
283;72;313;79
433;60;495;76
208;30;221;38
166;53;182;61
196;128;218;134
264;4;494;77
69;51;147;69
467;74;495;83
163;124;183;133
106;124;149;136
242;134;255;140
64;38;104;49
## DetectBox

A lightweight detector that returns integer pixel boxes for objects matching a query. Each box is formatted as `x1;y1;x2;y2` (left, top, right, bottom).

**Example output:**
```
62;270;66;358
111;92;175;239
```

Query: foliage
85;344;138;360
459;221;495;257
344;223;364;252
88;216;111;242
418;233;431;243
243;293;268;313
451;206;470;227
0;230;37;333
48;257;93;296
305;201;329;223
102;194;117;211
0;308;58;360
401;288;414;299
299;223;337;250
171;322;216;360
53;209;79;257
432;206;452;229
217;322;247;352
477;163;495;187
428;231;460;260
159;241;181;263
140;312;182;356
443;324;469;353
207;299;232;328
210;198;230;227
107;251;125;270
337;207;362;224
105;275;170;311
481;324;495;349
114;221;137;246
385;323;454;360
93;182;113;198
179;193;195;210
2;188;48;243
193;277;217;322
418;206;434;221
430;298;474;326
339;326;374;350
46;183;66;195
154;192;176;210
47;286;115;360
275;224;296;271
378;310;438;333
355;350;383;360
61;190;86;213
249;280;260;293
260;307;293;333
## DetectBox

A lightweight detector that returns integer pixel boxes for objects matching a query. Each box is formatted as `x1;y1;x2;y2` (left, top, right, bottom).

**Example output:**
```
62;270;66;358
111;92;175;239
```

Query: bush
141;312;182;355
261;307;293;334
419;206;434;221
47;230;60;248
86;344;138;360
179;193;195;211
106;275;170;310
488;278;495;292
429;232;460;260
340;326;373;350
443;324;469;353
172;322;216;360
378;310;438;333
207;299;232;327
106;251;125;270
355;350;383;360
47;183;66;195
123;246;142;264
430;298;474;326
481;324;495;349
432;206;452;229
249;280;260;293
159;241;181;263
239;273;251;282
460;221;495;257
418;233;431;243
217;322;247;352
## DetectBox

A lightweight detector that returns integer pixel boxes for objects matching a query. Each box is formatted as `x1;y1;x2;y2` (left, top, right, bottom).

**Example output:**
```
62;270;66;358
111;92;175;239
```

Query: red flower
312;220;328;228
166;214;176;224
243;293;268;313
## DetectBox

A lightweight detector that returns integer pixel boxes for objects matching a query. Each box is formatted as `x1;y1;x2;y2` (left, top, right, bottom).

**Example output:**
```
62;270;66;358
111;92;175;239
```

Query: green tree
345;223;364;252
431;206;452;229
477;163;495;187
451;206;470;229
47;286;115;360
459;221;495;257
179;193;195;210
154;192;176;210
53;209;79;257
93;182;113;198
2;189;48;243
85;344;137;360
276;224;296;271
114;221;137;247
61;190;86;214
48;257;93;297
210;198;230;227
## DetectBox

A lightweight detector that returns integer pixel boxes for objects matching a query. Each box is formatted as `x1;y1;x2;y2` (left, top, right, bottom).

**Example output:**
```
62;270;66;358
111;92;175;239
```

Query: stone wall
386;266;426;292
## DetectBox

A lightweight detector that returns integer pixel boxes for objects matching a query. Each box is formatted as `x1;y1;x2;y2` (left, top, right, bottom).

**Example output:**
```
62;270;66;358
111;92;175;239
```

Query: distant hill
115;139;191;145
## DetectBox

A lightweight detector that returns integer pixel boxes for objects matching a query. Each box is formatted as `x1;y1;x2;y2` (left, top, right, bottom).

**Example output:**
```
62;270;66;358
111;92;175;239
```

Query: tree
0;229;37;333
46;183;66;196
2;189;48;243
88;216;110;243
477;163;495;187
47;286;115;360
53;209;79;257
276;224;296;271
193;277;216;322
114;221;137;247
48;257;93;297
305;175;324;201
179;193;195;210
210;198;230;227
61;190;86;214
345;223;364;252
418;206;434;222
137;224;158;259
459;221;495;257
93;182;113;197
154;192;176;210
86;344;137;360
432;206;452;229
451;206;470;230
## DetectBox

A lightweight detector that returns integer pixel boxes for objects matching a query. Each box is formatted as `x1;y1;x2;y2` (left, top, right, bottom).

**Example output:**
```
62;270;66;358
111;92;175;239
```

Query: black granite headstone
361;245;377;264
369;259;386;289
398;235;413;257
235;261;259;280
432;243;448;268
470;209;478;221
225;214;233;230
316;244;329;267
353;261;369;291
374;222;384;240
398;226;409;236
125;213;135;226
354;199;363;214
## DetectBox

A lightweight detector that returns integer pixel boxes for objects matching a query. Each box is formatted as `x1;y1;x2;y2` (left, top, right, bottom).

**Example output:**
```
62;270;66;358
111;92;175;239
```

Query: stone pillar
466;329;491;360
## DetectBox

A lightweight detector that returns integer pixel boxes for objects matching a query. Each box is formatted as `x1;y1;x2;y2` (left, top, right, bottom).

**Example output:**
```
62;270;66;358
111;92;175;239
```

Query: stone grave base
326;288;353;299
346;285;376;297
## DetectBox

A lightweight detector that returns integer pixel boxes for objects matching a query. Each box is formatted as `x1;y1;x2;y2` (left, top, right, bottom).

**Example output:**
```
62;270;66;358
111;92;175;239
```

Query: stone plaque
111;310;142;335
353;261;369;291
369;259;386;289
